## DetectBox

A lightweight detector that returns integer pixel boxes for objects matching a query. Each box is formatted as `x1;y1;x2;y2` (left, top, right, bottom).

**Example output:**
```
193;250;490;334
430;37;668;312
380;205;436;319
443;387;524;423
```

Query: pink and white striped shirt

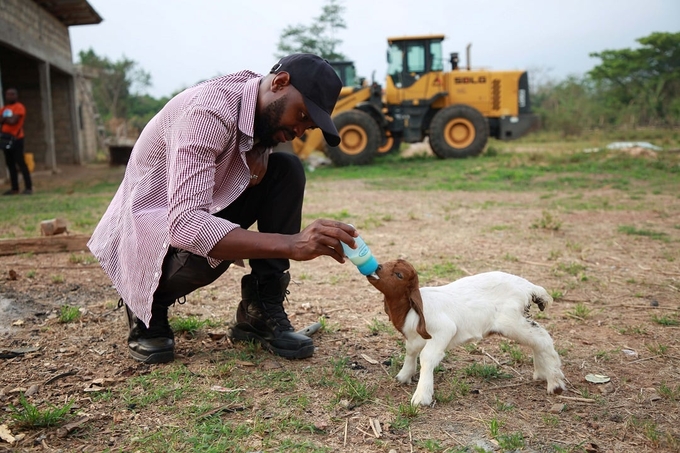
88;71;264;326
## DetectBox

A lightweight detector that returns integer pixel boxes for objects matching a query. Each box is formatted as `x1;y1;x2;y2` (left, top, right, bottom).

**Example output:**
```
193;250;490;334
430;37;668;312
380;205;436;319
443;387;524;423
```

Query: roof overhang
34;0;103;26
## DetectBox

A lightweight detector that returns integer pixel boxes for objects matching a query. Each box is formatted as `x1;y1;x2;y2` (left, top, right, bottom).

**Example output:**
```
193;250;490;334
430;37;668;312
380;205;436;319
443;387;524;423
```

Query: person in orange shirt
1;88;32;195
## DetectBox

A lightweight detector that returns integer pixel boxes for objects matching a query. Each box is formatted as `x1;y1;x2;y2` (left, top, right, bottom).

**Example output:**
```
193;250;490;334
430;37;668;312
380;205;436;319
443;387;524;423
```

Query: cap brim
302;97;340;147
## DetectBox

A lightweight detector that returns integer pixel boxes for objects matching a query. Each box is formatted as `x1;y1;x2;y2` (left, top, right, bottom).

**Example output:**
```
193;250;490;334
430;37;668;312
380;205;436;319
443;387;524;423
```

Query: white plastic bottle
341;227;379;277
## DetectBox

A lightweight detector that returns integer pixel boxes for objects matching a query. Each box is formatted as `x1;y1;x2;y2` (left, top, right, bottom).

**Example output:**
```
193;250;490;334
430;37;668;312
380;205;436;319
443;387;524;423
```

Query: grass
463;363;513;380
307;145;680;195
68;252;98;265
618;225;670;242
58;305;81;323
651;314;679;326
531;210;562;230
567;303;593;320
10;395;74;428
2;134;679;451
418;262;466;283
367;317;394;335
499;341;526;364
170;315;216;336
2;143;679;239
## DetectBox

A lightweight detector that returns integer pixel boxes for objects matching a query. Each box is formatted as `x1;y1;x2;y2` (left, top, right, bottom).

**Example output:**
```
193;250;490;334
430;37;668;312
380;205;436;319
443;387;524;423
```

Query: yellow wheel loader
290;34;537;166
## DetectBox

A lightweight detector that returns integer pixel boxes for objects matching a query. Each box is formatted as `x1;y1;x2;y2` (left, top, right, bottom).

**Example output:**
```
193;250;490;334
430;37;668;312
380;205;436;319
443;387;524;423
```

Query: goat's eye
395;272;403;279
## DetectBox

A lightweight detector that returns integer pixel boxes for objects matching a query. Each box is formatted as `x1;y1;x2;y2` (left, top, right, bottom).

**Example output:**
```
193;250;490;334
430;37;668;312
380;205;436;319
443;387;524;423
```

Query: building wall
75;68;100;163
0;0;73;72
0;47;42;163
51;73;78;164
0;0;96;172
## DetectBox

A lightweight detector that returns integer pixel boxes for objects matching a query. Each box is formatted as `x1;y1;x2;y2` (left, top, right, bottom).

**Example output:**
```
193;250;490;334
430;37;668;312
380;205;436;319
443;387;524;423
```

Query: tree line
78;0;679;144
533;31;680;135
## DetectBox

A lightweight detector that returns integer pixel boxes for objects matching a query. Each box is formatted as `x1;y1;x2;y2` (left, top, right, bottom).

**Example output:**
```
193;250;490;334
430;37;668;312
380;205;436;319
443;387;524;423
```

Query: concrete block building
0;0;102;174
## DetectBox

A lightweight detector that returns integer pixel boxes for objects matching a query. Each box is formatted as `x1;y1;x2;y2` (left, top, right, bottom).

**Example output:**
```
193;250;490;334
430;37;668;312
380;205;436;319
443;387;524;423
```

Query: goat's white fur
368;259;566;406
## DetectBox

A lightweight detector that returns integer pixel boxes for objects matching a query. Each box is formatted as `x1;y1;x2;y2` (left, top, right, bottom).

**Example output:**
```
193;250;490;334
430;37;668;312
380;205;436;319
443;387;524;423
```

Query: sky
69;0;680;99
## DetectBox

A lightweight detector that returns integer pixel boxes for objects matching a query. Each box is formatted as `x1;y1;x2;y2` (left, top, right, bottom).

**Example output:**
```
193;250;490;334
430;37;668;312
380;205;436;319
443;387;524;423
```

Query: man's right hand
288;220;357;263
207;220;357;263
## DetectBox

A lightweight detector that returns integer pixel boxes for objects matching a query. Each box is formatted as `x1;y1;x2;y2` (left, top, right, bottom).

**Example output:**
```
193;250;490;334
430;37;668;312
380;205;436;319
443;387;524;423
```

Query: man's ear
271;72;291;92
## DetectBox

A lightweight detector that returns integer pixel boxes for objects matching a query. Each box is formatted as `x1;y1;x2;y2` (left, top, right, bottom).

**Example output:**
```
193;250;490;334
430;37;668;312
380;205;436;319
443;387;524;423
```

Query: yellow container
24;152;35;173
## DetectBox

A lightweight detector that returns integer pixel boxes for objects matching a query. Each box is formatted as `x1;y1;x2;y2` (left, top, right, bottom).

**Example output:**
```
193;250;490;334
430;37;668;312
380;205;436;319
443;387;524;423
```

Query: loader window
387;44;404;87
430;41;444;71
406;44;426;73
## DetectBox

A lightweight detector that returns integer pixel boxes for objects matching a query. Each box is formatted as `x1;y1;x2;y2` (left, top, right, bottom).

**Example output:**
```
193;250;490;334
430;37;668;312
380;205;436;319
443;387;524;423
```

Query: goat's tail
530;286;554;312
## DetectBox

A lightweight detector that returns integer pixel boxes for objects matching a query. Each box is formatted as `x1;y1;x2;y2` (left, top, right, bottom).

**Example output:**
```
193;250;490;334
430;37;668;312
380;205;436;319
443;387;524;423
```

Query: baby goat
367;259;566;406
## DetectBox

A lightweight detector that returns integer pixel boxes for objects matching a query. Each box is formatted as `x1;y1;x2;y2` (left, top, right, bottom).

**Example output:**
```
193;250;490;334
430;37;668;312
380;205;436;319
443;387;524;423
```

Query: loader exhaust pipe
466;43;471;70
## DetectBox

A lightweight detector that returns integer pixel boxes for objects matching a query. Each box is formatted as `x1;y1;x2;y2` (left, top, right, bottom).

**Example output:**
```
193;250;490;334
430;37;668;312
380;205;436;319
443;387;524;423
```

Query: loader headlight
519;89;527;108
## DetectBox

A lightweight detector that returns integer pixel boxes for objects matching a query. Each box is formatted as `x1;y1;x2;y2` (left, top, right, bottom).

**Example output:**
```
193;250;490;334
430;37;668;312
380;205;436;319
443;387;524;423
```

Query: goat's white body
397;271;565;406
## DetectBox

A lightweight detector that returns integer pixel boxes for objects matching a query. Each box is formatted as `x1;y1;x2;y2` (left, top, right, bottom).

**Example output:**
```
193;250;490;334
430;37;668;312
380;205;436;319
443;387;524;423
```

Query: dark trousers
152;152;305;306
3;138;32;191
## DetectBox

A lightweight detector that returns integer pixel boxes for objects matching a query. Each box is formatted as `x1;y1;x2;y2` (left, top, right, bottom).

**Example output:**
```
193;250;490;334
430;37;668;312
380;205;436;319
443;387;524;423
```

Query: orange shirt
1;102;26;139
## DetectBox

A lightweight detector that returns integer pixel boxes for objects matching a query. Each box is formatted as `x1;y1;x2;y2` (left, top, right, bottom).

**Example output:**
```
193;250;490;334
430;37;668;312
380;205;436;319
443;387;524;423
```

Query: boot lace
148;304;173;338
262;288;292;331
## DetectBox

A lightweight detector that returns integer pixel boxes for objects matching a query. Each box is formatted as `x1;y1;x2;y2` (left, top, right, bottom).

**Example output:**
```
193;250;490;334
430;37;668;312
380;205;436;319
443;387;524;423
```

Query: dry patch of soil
1;164;679;452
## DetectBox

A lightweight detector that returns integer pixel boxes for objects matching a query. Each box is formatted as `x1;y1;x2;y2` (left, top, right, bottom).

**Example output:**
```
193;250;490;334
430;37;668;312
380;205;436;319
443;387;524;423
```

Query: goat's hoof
395;374;412;385
548;383;566;395
411;394;432;406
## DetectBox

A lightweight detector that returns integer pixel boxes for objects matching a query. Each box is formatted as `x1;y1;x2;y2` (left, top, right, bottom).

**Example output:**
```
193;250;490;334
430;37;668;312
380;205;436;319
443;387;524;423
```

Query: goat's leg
499;319;566;394
395;338;424;384
410;340;448;406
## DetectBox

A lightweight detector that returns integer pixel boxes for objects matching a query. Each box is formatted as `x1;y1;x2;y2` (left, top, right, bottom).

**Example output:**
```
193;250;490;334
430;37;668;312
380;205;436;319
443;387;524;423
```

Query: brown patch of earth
1;162;679;452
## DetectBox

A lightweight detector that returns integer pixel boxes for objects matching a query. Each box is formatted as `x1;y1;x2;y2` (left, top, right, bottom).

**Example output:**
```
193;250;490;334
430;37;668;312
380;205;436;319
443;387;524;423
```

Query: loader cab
330;60;362;88
386;34;445;89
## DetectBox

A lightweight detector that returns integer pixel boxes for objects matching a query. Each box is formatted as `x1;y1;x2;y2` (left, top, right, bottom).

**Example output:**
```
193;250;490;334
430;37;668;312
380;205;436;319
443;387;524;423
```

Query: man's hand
208;220;357;263
288;220;357;263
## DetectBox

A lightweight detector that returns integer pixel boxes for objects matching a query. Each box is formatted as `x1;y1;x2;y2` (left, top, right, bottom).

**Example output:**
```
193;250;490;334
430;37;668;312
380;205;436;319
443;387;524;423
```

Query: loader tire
325;110;380;166
429;105;488;158
377;134;403;156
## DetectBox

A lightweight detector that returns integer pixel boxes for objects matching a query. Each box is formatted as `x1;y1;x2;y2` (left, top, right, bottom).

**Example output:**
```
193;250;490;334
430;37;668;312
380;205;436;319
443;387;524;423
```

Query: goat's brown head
367;259;431;339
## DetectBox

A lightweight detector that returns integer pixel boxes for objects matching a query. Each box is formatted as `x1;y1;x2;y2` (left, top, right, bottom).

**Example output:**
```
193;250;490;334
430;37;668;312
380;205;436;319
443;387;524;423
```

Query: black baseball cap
271;54;342;147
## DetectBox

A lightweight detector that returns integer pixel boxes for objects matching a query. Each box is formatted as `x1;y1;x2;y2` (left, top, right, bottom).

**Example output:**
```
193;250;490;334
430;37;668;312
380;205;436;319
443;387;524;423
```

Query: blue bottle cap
356;255;379;276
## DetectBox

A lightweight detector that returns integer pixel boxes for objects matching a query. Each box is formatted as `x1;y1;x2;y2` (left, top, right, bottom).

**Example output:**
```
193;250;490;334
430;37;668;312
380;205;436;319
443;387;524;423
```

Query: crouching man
89;54;356;363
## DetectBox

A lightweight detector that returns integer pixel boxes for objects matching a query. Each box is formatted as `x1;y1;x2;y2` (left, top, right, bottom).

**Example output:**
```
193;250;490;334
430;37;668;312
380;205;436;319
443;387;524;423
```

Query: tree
275;0;347;61
77;48;152;120
532;75;602;136
588;31;680;126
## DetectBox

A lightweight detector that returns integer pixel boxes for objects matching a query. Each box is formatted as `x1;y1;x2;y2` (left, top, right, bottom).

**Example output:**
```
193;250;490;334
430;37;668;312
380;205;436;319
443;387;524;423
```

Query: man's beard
254;95;294;147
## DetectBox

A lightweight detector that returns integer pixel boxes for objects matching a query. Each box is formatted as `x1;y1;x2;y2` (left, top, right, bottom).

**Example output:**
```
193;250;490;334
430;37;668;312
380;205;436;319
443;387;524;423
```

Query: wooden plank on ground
0;235;91;256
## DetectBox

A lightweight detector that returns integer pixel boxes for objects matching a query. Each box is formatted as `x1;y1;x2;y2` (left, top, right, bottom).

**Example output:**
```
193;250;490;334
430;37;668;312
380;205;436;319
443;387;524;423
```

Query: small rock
622;349;638;359
650;299;659;307
648;392;662;402
599;383;615;395
549;403;566;413
25;384;39;397
0;424;16;444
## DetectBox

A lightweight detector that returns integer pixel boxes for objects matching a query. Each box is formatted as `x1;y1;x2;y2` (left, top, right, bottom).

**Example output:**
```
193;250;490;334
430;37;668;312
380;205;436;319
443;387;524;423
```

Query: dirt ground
0;159;679;452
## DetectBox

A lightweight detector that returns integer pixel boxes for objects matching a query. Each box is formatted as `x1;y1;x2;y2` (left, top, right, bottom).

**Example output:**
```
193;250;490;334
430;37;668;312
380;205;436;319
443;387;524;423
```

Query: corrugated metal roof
33;0;103;26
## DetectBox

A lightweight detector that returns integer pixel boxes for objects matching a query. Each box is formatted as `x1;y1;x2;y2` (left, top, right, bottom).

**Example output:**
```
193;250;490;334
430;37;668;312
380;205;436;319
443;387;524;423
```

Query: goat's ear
408;287;432;339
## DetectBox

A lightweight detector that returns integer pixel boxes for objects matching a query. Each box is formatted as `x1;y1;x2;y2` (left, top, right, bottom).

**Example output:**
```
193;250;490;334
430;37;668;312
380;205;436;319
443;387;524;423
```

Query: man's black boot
122;300;175;364
228;273;314;359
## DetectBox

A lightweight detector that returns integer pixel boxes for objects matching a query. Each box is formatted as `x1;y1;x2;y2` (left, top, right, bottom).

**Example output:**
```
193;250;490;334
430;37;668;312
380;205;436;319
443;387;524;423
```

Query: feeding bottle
341;227;379;277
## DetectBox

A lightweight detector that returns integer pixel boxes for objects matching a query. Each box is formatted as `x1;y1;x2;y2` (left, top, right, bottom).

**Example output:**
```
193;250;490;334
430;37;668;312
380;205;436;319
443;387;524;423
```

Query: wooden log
0;235;91;256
